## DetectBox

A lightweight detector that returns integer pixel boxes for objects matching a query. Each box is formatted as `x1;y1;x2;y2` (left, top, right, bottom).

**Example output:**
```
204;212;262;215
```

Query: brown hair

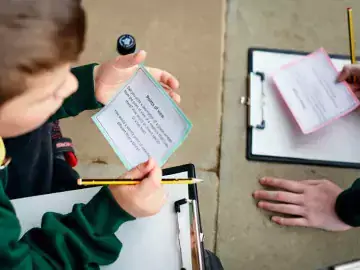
0;0;86;104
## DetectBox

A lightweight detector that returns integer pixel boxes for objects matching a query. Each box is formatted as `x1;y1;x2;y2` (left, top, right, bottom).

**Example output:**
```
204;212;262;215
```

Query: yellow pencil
347;7;357;81
77;178;203;186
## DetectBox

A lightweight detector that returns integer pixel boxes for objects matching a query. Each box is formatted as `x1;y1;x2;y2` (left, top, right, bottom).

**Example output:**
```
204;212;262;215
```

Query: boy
0;0;180;268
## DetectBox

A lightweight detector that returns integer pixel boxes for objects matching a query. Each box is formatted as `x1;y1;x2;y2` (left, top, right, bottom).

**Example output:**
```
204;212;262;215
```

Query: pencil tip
77;178;82;185
193;178;204;183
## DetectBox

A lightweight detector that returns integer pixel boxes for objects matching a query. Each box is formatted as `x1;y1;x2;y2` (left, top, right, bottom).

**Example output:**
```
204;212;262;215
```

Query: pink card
272;48;360;134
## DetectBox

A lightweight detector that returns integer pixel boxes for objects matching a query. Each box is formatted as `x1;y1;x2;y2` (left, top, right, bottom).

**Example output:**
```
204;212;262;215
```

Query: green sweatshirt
0;64;135;269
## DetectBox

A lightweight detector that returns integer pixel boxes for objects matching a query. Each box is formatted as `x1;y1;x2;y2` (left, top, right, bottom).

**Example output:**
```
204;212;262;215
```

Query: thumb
122;158;155;179
337;64;360;82
113;50;147;69
337;65;352;82
138;163;162;196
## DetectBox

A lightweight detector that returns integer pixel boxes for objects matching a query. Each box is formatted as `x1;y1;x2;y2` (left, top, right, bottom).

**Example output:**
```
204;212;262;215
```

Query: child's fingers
356;91;360;100
169;91;181;104
160;70;179;90
348;83;360;93
337;64;360;82
122;158;155;179
337;65;351;82
114;50;147;69
253;190;304;205
161;83;181;104
272;216;309;227
137;163;163;197
146;67;180;90
259;177;305;193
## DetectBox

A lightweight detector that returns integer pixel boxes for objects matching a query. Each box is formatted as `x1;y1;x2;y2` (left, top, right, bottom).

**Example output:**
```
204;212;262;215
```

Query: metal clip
241;96;250;106
200;233;204;242
249;71;266;130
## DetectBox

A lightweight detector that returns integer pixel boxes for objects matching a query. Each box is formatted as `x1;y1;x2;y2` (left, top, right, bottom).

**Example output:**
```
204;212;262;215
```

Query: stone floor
61;0;360;269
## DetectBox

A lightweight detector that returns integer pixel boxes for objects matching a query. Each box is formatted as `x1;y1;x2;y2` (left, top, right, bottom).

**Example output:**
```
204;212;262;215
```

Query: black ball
117;34;136;55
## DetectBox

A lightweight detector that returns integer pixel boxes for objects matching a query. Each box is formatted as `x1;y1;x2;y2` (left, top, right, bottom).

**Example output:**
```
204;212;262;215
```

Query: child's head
0;0;85;138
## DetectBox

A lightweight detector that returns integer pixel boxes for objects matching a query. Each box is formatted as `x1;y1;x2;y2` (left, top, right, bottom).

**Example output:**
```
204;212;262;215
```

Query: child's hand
109;158;166;218
337;64;360;97
253;178;352;231
94;51;180;105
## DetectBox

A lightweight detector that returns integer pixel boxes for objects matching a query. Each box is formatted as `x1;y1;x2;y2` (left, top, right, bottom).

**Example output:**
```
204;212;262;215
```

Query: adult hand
337;64;360;97
93;50;180;105
109;158;166;218
253;177;352;231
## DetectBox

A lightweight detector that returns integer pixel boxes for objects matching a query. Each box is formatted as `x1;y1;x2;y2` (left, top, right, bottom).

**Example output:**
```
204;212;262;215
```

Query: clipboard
246;47;360;169
11;163;205;270
163;164;206;270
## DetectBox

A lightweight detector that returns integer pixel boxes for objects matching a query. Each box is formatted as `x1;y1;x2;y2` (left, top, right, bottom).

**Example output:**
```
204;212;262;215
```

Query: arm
335;178;360;227
51;53;182;121
0;180;134;269
50;63;102;121
253;177;352;231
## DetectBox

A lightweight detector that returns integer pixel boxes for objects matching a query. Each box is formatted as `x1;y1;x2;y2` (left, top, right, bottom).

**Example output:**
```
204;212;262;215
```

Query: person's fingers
259;177;305;193
113;50;147;69
122;158;155;179
149;186;167;206
147;67;180;90
337;64;360;82
137;162;163;197
253;190;304;205
356;91;360;99
171;92;181;104
169;91;181;104
258;201;304;216
160;83;181;104
348;83;360;92
337;65;351;82
271;216;309;227
300;179;324;185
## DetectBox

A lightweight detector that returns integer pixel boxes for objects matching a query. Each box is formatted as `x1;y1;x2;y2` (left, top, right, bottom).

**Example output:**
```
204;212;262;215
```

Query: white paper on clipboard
12;170;200;270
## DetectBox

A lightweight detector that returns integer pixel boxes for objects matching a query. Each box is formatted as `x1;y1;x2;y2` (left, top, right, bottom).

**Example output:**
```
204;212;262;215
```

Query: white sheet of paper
12;171;192;270
250;50;360;164
272;48;359;134
92;66;192;169
335;261;360;270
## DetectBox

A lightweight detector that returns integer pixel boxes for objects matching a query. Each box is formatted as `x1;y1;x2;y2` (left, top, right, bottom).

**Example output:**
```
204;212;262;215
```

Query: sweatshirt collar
0;137;10;169
0;137;5;166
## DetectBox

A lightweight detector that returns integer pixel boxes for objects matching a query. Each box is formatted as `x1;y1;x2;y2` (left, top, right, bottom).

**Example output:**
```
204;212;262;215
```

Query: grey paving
197;170;219;252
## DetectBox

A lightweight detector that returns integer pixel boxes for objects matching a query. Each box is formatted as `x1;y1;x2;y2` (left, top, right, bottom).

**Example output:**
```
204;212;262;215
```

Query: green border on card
138;64;193;165
92;65;192;169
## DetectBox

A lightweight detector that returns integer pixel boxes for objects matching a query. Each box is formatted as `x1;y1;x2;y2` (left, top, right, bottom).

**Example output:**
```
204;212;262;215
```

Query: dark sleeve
49;63;102;121
335;178;360;226
0;182;135;269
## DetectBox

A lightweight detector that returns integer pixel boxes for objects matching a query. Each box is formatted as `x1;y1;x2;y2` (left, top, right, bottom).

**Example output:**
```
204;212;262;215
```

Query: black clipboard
11;163;205;270
247;47;360;169
163;164;206;270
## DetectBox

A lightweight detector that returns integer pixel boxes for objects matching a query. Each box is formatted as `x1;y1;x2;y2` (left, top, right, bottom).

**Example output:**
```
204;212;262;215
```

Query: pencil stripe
77;178;203;186
348;8;356;64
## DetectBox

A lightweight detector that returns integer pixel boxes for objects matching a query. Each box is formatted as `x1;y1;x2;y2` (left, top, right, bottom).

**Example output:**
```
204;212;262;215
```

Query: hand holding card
272;48;360;134
92;65;192;169
337;64;360;98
